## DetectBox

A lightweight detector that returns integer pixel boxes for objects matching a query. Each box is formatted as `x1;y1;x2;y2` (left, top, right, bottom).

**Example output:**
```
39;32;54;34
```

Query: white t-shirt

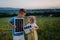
24;23;38;34
26;23;38;28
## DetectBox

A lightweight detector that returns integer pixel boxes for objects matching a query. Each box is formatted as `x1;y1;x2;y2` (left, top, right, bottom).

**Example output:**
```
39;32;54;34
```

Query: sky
0;0;60;9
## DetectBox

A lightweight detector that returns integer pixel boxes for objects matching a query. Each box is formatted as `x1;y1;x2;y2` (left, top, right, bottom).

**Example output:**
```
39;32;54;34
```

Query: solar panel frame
14;18;24;34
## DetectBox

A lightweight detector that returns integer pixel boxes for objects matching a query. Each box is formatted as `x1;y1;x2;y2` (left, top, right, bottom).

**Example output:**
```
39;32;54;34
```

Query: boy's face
18;12;26;18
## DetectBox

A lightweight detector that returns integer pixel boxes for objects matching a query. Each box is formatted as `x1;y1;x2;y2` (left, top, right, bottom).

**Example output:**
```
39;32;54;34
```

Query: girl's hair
28;16;36;23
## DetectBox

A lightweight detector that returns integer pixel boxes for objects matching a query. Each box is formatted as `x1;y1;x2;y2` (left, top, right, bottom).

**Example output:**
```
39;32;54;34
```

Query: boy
8;9;26;40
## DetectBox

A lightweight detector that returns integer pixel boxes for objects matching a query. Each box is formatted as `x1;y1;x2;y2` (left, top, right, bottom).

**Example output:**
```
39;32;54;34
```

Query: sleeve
8;17;14;25
24;24;29;29
33;23;38;27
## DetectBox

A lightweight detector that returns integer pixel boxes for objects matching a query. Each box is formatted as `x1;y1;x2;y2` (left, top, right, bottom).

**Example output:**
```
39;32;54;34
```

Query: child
8;9;26;40
26;16;39;40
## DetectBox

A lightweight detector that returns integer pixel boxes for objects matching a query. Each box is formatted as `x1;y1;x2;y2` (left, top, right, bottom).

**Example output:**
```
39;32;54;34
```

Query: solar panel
14;18;24;33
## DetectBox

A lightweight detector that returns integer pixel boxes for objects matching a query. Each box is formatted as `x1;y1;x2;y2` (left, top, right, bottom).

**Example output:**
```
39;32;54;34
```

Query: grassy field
0;16;60;40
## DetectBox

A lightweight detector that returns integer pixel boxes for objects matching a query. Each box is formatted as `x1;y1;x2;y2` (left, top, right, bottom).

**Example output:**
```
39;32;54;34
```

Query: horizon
0;7;60;9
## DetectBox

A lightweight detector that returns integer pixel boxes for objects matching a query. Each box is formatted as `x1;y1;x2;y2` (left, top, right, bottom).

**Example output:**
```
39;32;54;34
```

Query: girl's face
28;18;34;24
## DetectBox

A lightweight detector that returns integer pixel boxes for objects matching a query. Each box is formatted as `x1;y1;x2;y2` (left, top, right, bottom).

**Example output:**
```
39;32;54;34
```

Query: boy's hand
13;25;16;28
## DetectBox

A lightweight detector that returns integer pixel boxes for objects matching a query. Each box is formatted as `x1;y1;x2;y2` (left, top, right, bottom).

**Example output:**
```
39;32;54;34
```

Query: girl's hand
32;28;35;30
32;28;34;30
30;28;34;32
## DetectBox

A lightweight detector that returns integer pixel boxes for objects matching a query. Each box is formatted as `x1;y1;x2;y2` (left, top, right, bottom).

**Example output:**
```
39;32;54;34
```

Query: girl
25;16;39;40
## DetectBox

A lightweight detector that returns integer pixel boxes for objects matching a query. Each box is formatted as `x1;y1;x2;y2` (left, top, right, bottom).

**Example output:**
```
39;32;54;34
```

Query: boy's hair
19;9;26;13
28;16;36;23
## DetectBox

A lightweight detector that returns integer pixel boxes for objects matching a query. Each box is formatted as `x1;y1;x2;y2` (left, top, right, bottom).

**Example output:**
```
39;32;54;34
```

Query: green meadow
0;16;60;40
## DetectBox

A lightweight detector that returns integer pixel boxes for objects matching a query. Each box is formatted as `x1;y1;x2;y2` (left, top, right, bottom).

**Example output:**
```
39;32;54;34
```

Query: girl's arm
35;26;39;30
34;23;39;30
33;26;39;30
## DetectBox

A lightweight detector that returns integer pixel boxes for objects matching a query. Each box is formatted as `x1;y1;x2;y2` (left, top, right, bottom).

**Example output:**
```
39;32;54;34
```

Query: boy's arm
9;23;16;28
8;17;16;28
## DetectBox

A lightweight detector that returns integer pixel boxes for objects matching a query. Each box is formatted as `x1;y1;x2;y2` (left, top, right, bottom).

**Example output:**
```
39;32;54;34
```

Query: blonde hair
28;16;36;23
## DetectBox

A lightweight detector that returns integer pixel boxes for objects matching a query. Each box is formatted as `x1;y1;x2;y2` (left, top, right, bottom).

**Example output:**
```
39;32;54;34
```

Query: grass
0;16;60;40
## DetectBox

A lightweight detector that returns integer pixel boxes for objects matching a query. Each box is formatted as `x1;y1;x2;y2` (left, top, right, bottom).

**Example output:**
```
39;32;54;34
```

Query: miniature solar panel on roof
14;18;24;32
